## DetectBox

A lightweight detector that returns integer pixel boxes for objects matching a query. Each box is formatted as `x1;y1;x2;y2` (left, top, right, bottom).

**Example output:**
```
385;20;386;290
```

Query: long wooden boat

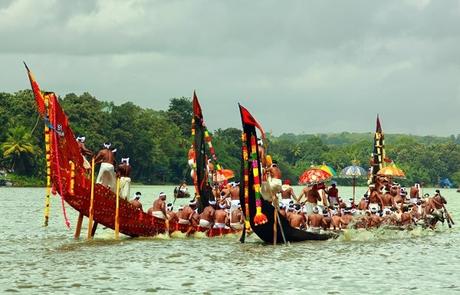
238;104;336;244
25;65;238;238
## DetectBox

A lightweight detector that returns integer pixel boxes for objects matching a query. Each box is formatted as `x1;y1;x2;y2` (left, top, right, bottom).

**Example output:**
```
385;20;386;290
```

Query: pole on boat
352;177;356;205
87;157;96;239
114;177;120;239
43;95;51;226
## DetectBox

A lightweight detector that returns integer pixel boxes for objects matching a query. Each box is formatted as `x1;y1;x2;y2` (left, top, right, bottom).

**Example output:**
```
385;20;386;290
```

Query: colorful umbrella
316;164;337;177
299;168;332;185
377;164;405;178
340;165;367;202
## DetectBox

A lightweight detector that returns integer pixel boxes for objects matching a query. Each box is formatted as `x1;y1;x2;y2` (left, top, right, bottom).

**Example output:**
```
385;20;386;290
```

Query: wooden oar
87;157;96;239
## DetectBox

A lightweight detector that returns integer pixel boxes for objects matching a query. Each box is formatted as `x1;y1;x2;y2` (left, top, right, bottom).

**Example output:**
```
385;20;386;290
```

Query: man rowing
307;206;323;232
117;157;131;199
130;193;143;211
148;192;168;220
213;203;229;229
230;203;244;230
178;200;197;226
199;199;216;229
95;142;117;192
288;204;306;229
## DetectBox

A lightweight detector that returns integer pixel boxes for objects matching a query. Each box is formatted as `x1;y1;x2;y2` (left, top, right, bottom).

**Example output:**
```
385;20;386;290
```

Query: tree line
1;90;460;187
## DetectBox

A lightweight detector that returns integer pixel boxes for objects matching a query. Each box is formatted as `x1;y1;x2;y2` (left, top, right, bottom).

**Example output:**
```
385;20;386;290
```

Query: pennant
376;114;382;133
239;104;265;138
24;62;45;116
192;90;203;119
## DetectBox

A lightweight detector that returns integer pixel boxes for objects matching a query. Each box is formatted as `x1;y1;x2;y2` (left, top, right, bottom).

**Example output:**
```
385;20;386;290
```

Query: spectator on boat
213;203;229;229
230;203;244;230
130;194;143;211
307;206;323;232
95;142;117;192
410;183;420;202
178;200;197;225
76;136;92;170
280;179;296;208
148;192;167;219
261;161;283;202
325;182;339;207
117;157;131;200
298;184;322;215
199;199;216;229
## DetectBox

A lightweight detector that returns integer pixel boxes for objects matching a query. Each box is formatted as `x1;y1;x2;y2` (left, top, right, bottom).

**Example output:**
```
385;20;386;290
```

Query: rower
230;203;244;230
130;193;143;211
199;199;216;229
307;206;323;232
298;184;322;215
177;200;197;225
94;142;117;192
213;203;229;229
167;203;178;223
117;157;132;200
340;207;354;229
147;192;167;219
288;204;306;229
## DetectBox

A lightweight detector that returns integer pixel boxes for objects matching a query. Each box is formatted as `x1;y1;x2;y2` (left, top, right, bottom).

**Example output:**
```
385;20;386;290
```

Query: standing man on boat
261;160;283;202
280;179;296;208
76;136;92;170
297;184;322;215
368;185;384;212
410;183;421;204
229;182;240;220
117;157;131;200
325;182;339;207
95;142;117;192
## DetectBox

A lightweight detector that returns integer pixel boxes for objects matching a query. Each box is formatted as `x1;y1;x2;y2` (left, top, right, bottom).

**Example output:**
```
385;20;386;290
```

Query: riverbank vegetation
1;90;460;187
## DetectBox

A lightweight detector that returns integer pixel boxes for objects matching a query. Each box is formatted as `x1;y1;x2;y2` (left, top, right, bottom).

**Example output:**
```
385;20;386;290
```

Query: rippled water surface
1;186;459;294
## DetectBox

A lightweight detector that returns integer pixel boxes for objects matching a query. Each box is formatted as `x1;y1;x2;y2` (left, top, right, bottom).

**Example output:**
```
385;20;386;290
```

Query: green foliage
1;89;460;187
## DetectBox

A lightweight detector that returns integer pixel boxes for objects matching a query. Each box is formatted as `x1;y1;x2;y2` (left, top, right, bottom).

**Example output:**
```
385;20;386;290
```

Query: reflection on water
0;186;459;294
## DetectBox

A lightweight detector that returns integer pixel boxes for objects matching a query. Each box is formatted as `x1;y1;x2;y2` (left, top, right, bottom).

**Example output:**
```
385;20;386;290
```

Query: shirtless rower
358;194;369;212
199;199;216;229
213;203;229;229
130;194;143;211
322;208;332;230
177;200;198;226
340;207;354;229
95;142;117;192
331;210;342;230
280;179;296;208
288;205;306;229
117;157;132;200
369;207;382;228
166;203;178;223
381;188;395;210
76;136;92;170
148;192;167;220
230;203;244;230
307;206;323;233
298;185;322;215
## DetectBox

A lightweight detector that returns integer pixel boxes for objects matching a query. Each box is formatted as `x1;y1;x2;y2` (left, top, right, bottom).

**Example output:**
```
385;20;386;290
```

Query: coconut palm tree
1;126;37;172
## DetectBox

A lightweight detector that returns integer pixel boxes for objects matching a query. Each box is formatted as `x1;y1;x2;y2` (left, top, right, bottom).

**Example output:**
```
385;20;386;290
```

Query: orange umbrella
299;168;332;185
216;169;235;182
377;164;405;178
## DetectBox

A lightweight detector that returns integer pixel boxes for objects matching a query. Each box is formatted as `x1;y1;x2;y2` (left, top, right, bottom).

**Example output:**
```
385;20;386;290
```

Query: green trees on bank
1;89;460;187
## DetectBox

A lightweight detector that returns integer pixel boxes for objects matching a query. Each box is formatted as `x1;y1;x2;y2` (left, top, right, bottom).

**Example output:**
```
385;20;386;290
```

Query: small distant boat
173;186;190;199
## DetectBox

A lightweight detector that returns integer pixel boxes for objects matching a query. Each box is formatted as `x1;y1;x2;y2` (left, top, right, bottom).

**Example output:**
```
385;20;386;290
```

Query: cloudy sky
1;0;460;136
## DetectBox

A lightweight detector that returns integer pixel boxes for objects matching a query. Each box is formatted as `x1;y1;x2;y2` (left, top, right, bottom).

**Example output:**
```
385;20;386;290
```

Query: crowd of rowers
256;140;451;232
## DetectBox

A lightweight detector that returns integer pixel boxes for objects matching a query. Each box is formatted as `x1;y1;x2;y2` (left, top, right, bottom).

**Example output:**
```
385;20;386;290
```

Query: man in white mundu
117;157;131;199
95;142;117;192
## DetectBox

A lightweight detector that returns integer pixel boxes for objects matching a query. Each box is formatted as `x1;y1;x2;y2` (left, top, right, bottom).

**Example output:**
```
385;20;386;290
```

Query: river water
0;186;459;294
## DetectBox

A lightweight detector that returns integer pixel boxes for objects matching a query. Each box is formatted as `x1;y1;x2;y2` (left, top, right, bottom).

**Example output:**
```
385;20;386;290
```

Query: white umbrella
340;165;367;203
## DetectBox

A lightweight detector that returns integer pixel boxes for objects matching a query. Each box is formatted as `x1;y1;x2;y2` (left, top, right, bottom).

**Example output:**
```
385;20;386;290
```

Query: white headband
76;136;85;142
103;143;111;149
208;200;216;205
121;157;130;165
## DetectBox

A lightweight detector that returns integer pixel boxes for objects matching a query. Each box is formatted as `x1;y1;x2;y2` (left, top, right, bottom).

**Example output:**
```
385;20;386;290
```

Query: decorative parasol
340;164;367;203
299;168;332;185
377;164;405;178
316;164;337;177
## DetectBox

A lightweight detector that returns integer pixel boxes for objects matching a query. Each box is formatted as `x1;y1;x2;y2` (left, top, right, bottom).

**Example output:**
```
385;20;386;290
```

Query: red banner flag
24;62;45;116
239;104;265;138
192;90;203;118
